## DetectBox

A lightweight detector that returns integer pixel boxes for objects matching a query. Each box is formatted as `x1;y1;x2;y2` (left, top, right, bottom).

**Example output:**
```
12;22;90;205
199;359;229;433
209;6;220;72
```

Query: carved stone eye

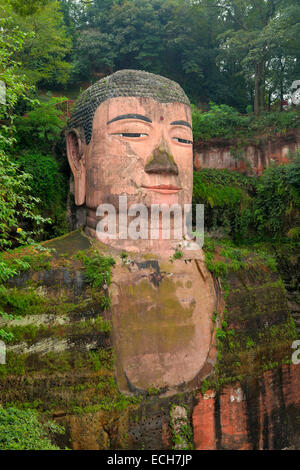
173;137;193;144
113;133;148;138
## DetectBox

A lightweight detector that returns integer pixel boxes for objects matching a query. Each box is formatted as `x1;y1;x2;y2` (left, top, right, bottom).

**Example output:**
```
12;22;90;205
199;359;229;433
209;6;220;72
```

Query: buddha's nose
145;145;179;175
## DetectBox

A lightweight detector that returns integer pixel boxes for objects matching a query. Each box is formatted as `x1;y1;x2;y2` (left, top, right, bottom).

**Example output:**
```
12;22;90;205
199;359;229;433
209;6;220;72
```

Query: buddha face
66;96;193;229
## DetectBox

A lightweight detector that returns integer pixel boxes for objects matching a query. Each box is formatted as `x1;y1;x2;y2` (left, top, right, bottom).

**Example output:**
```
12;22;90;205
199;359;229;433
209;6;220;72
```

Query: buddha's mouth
142;184;182;194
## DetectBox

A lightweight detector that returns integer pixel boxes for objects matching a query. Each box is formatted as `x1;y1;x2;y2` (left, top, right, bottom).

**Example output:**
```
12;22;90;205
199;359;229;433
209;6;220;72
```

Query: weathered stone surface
192;365;300;450
194;130;300;174
219;385;251;450
1;231;299;450
56;409;129;450
0;231;215;450
192;254;300;451
192;390;216;450
110;251;221;393
125;392;195;450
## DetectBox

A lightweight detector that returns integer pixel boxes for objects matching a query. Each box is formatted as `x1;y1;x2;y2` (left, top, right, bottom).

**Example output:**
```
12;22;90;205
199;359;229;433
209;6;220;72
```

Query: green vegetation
146;386;160;397
200;271;298;392
58;0;300;113
170;404;194;451
193;169;256;243
11;95;69;237
201;228;299;394
77;250;116;289
170;249;183;262
0;248;114;343
0;256;31;284
1;0;71;87
14;97;67;150
0;285;46;317
199;164;299;390
71;393;142;415
203;236;278;277
120;252;128;262
0;348;114;378
192;104;300;142
209;314;298;390
0;347;142;419
0;14;61;249
1;315;112;346
0;248;53;341
193;155;300;243
0;150;51;251
12;96;69;239
255;156;300;240
0;406;64;450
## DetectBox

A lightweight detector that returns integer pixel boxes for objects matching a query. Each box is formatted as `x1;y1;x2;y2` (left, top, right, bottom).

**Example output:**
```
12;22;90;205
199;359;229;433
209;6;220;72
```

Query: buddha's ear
66;129;86;206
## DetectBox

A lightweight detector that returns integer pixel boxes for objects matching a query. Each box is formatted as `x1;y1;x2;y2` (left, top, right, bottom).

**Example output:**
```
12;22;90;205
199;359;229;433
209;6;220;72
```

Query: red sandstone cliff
193;365;300;450
194;129;300;174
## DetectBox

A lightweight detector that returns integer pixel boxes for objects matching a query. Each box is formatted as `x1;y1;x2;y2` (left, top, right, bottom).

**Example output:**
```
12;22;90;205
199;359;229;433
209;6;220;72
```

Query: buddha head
66;70;193;250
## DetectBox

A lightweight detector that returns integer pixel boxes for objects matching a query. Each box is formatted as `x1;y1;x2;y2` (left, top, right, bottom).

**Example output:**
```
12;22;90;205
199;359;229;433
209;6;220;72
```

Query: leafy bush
15;151;68;238
254;160;300;240
193;169;256;241
16;152;66;210
0;149;50;250
14;96;67;152
0;406;64;450
0;256;30;283
192;103;246;141
0;18;57;248
193;160;300;242
286;151;300;194
192;103;300;142
12;97;69;238
77;251;116;289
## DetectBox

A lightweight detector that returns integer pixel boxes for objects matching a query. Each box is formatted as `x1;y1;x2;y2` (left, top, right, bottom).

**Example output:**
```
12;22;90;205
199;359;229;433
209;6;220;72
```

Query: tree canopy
55;0;300;112
1;0;299;110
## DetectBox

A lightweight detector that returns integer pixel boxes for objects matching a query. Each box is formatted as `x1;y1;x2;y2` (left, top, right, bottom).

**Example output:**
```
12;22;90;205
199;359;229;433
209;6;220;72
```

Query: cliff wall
194;129;300;174
0;231;299;450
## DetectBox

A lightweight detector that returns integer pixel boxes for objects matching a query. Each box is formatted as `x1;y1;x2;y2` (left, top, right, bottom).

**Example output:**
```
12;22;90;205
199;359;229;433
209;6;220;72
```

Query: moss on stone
119;278;195;357
199;237;298;394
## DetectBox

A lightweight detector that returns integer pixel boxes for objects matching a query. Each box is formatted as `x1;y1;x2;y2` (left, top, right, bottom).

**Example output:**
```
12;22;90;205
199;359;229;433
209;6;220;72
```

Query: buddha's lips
142;184;182;194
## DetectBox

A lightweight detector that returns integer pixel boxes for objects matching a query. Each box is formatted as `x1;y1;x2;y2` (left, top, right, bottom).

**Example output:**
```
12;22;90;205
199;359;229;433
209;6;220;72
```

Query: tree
71;0;166;80
68;0;224;103
0;14;35;137
2;0;72;87
162;0;224;104
8;0;52;17
216;0;300;114
0;16;50;250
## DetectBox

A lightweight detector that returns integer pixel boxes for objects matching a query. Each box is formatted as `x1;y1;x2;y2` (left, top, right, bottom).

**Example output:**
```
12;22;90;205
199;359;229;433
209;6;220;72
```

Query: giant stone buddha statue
66;70;222;393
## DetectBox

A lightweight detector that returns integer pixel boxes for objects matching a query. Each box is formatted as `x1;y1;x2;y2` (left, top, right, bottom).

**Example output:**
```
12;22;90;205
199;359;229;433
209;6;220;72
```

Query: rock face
192;250;300;450
193;365;300;450
194;130;300;174
0;230;299;450
0;231;218;450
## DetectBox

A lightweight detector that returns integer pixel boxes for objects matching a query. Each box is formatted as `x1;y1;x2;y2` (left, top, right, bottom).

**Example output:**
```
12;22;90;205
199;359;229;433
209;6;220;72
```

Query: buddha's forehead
92;96;192;128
